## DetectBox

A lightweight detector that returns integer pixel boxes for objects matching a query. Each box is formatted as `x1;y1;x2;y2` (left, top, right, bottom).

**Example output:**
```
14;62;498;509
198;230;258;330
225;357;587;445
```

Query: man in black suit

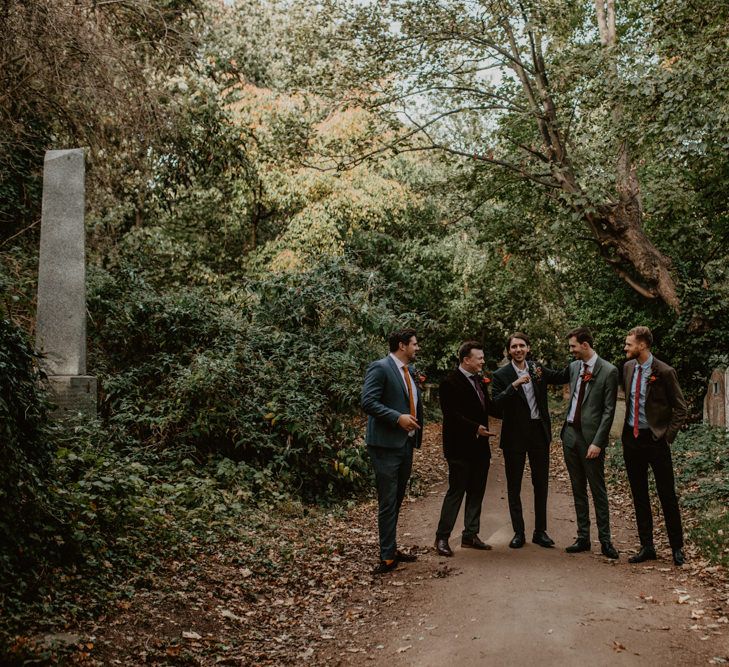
435;341;497;557
492;332;568;549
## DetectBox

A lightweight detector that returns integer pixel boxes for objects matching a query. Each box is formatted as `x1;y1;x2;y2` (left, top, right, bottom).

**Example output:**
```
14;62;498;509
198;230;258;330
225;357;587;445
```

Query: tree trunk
590;0;681;312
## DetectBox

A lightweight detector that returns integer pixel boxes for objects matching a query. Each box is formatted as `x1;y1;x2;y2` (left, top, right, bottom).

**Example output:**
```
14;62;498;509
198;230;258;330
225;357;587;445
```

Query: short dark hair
567;327;593;346
388;328;418;352
505;332;531;360
628;326;653;348
458;340;483;362
506;331;530;350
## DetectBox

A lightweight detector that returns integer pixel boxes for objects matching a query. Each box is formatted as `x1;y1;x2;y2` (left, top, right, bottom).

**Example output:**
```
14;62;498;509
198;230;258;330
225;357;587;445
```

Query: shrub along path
38;423;728;665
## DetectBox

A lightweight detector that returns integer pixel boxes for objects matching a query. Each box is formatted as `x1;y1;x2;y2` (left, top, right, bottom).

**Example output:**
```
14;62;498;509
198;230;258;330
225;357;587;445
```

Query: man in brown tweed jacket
622;326;688;566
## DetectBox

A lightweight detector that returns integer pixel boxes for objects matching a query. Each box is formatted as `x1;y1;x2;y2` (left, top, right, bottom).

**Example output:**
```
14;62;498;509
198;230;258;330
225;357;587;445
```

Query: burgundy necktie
471;376;486;409
633;366;642;438
572;363;589;430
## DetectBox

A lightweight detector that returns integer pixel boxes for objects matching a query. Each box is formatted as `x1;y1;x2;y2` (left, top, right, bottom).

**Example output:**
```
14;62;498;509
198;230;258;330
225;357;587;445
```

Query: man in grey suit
561;327;620;559
361;329;423;573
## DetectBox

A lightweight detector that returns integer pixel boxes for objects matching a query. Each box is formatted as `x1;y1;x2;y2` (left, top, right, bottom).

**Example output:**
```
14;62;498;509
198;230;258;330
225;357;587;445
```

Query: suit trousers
368;440;414;561
622;426;684;549
562;424;611;543
435;455;490;540
502;420;549;534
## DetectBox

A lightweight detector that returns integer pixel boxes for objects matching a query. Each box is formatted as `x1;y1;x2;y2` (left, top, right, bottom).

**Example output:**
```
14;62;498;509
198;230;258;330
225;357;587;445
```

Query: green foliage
672;425;729;566
88;260;400;498
0;317;54;597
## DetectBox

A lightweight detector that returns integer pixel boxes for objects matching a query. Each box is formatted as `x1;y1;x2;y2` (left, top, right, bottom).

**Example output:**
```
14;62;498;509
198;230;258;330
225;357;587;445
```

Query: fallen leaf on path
612;641;626;652
182;631;201;640
678;594;691;604
397;645;412;653
220;609;242;621
691;609;706;619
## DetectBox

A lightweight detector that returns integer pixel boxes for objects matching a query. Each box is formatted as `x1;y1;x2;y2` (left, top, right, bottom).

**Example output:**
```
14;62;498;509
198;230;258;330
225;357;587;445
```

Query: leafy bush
88;259;404;499
0;317;54;601
671;424;729;565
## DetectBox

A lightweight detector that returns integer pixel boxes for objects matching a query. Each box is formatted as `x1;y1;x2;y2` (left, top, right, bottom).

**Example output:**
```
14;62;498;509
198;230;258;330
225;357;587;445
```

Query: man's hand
512;375;531;388
477;425;497;437
398;414;421;431
586;444;602;459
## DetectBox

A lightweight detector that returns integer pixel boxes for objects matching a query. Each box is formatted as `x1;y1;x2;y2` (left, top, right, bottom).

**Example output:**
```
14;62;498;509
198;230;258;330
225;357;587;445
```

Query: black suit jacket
439;369;494;461
491;362;568;452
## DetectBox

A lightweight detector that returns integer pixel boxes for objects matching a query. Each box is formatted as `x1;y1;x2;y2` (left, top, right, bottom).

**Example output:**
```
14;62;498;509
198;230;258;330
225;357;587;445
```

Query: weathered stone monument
35;148;97;416
704;367;729;429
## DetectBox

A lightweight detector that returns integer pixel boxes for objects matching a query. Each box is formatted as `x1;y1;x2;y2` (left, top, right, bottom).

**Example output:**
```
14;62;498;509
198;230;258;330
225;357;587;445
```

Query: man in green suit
561;327;620;559
361;329;423;574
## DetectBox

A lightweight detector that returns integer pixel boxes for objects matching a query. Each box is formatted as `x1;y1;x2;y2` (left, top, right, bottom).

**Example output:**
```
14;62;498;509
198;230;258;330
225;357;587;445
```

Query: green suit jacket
561;356;619;449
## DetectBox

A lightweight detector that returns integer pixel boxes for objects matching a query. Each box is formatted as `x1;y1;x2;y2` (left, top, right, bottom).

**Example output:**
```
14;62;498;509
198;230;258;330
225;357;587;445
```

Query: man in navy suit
361;329;424;573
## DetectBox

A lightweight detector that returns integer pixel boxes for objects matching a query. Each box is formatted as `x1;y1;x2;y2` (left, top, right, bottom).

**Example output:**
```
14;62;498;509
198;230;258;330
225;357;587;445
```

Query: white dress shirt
512;360;540;419
567;352;598;423
390;353;419;435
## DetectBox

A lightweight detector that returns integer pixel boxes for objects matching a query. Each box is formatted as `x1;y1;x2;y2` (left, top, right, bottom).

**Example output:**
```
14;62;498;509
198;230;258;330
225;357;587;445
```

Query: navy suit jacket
361;356;424;449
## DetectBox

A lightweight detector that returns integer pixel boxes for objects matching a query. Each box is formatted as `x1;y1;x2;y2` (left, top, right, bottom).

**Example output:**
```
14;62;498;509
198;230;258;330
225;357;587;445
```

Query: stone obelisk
36;149;97;416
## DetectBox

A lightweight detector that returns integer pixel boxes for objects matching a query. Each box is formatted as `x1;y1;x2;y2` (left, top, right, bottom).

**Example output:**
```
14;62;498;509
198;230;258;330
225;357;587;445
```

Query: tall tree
327;0;728;313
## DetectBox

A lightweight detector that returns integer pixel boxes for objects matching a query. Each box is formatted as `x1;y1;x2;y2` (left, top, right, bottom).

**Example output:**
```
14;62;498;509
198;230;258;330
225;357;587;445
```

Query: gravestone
703;367;729;429
35;149;97;416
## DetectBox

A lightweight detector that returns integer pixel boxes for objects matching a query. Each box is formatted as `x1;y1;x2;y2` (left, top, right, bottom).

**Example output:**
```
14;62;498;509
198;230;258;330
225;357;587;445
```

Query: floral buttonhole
648;374;658;384
582;372;593;383
481;376;491;385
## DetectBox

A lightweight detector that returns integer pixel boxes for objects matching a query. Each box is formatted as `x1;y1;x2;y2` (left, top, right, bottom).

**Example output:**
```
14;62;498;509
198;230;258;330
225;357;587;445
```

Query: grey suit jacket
622;356;687;443
561;356;618;449
361;356;424;449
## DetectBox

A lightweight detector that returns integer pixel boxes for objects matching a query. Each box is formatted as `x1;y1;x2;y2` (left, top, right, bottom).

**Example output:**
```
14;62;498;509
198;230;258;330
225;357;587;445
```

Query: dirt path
331;446;729;666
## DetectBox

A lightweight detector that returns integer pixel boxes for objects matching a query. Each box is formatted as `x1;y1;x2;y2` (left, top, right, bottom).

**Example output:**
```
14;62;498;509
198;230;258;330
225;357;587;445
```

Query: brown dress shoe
435;538;454;557
461;535;492;550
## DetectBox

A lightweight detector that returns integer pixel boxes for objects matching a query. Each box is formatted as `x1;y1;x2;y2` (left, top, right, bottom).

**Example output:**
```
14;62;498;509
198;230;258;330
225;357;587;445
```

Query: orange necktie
402;366;416;418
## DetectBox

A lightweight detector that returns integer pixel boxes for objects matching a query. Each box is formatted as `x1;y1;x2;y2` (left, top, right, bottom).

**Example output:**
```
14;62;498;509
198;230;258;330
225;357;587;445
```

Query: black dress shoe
371;559;398;574
565;538;591;553
600;541;619;559
435;538;454;557
509;532;526;549
628;545;657;563
462;535;492;550
396;549;418;562
672;548;685;566
532;531;555;548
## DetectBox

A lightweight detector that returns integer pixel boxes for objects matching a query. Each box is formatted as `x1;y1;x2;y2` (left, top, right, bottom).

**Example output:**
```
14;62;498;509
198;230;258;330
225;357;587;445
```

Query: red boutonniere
648;374;658;384
481;376;491;385
528;362;543;382
418;374;427;384
582;372;593;383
